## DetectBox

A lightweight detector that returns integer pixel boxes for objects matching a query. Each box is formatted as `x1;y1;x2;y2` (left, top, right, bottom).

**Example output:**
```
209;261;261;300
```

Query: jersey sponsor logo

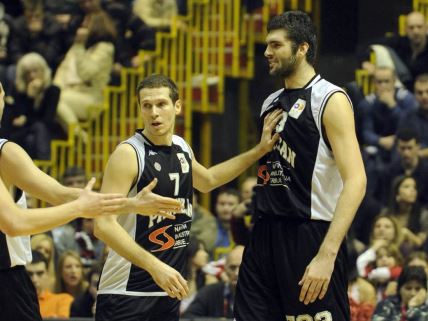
288;98;306;119
148;150;157;156
257;165;270;185
273;137;296;168
176;153;189;173
148;225;175;252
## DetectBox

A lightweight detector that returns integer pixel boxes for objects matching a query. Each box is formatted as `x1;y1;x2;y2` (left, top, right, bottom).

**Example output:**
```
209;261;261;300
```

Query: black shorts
0;265;42;321
95;294;180;321
234;217;349;321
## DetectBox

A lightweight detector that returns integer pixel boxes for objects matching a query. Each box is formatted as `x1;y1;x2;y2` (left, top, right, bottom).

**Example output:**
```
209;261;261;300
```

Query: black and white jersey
255;75;351;221
0;139;31;269
98;131;193;296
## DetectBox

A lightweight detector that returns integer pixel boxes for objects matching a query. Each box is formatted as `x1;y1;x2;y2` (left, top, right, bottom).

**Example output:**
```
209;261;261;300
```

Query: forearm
318;178;366;258
202;146;264;192
1;201;81;236
94;218;159;273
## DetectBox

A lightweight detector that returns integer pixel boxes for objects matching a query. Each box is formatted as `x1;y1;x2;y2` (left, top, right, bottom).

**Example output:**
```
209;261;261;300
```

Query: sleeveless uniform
0;139;41;321
235;75;351;321
96;131;193;321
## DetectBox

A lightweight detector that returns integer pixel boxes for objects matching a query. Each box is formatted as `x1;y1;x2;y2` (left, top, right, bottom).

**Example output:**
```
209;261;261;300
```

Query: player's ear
175;99;182;115
298;42;309;57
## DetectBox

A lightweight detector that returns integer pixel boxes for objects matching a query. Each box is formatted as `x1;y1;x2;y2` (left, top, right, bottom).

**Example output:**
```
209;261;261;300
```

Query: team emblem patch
177;153;189;173
154;162;162;171
288;98;306;119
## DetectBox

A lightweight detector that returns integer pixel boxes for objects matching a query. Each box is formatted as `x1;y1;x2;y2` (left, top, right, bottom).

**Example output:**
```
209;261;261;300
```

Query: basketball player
0;82;182;321
94;74;282;321
233;11;367;321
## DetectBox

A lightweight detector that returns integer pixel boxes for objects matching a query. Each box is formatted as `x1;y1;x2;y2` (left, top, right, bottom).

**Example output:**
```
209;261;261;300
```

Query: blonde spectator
31;233;56;291
54;11;116;136
133;0;177;30
55;250;88;298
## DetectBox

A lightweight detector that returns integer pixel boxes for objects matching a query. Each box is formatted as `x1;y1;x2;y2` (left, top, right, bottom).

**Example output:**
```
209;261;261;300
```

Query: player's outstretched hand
77;177;127;218
134;178;182;219
257;109;283;155
298;253;335;305
150;261;189;300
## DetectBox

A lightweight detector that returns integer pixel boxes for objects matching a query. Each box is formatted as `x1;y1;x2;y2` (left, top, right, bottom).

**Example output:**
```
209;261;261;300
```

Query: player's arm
299;92;367;305
94;144;188;299
0;142;80;205
192;109;282;192
0;176;126;236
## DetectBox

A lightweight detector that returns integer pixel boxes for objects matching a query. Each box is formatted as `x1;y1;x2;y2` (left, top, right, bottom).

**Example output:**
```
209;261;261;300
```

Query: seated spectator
190;192;217;250
372;266;428;320
360;11;428;91
180;237;217;314
31;233;57;291
380;128;428;206
10;0;63;70
26;250;73;319
209;188;240;259
231;176;257;246
70;265;101;317
55;250;88;298
383;175;428;256
399;74;428;159
348;246;376;321
1;52;60;159
0;3;16;93
133;0;178;31
358;66;417;165
54;11;116;136
183;245;244;319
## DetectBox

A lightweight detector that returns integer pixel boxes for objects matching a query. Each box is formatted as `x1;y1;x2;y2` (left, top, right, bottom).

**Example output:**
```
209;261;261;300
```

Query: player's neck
283;63;316;89
142;129;173;146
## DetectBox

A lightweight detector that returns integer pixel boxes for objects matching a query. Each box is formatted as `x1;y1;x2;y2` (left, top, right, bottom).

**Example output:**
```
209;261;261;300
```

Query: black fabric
234;218;350;321
96;294;180;321
0;266;42;321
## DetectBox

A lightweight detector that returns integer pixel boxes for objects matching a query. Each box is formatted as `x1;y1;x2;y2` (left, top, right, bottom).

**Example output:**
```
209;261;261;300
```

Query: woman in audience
55;250;88;298
2;52;60;159
383;175;428;257
54;11;116;137
31;233;57;291
372;266;428;320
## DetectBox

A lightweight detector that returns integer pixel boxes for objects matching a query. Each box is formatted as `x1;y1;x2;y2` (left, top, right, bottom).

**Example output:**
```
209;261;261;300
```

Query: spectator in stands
0;3;15;93
190;192;217;252
407;252;428;278
180;237;217;314
380;128;428;206
26;250;74;319
133;0;178;32
54;11;116;137
31;233;57;291
399;74;428;158
1;52;60;159
372;266;428;320
382;175;428;256
183;245;244;319
209;188;240;259
359;66;417;165
103;0;155;83
348;245;376;321
10;0;63;70
70;265;101;317
55;250;88;298
231;176;257;245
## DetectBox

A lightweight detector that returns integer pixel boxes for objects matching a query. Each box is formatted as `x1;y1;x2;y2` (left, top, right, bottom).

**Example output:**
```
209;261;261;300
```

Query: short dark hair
31;250;48;270
136;74;179;104
217;188;240;200
397;266;427;292
396;127;420;143
267;11;317;65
